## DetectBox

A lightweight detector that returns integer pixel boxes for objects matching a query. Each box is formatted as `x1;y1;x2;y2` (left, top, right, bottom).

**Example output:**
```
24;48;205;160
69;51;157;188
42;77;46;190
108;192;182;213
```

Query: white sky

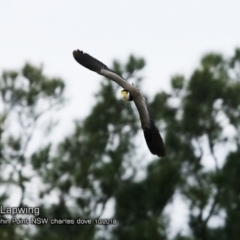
1;0;240;126
1;0;240;237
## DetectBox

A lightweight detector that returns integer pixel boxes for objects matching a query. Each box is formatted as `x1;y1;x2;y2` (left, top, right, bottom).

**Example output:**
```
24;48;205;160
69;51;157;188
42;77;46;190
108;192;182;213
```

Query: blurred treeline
0;48;240;240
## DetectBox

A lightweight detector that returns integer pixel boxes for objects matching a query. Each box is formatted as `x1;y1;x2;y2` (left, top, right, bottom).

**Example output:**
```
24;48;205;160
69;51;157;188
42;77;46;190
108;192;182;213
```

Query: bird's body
73;50;165;157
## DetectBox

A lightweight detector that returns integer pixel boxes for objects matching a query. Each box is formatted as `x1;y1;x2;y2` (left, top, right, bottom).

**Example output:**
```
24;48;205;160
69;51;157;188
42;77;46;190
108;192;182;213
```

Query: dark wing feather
143;111;165;157
73;50;111;73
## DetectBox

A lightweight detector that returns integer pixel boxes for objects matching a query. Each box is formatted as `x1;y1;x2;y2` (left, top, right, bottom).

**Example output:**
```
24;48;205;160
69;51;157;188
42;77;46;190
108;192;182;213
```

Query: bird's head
121;90;132;101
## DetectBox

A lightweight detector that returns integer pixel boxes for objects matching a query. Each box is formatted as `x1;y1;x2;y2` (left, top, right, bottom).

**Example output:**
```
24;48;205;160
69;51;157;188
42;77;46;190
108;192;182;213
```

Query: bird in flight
73;50;165;157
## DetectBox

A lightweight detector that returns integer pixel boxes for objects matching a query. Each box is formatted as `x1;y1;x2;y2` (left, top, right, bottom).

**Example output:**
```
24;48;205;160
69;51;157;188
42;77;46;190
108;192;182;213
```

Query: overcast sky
1;0;240;236
2;1;240;125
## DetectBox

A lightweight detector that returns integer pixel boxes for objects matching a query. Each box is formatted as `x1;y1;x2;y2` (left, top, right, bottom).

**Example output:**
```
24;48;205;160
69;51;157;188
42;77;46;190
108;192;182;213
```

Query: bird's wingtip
73;49;107;72
73;49;82;59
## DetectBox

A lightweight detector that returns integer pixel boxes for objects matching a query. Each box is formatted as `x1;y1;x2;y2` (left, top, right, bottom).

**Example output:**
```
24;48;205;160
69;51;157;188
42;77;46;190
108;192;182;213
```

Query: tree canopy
0;49;240;240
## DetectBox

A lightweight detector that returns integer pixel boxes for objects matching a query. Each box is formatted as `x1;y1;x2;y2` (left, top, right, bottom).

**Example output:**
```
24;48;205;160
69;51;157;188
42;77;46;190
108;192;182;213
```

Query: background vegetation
0;48;240;240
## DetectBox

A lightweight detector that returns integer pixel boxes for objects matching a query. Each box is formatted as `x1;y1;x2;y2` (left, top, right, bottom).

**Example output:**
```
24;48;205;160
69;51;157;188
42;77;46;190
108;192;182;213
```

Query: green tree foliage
0;63;65;239
1;49;240;240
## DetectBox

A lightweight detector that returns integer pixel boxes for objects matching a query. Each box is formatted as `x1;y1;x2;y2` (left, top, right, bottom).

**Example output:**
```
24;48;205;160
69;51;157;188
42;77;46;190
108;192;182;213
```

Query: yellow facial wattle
121;90;129;101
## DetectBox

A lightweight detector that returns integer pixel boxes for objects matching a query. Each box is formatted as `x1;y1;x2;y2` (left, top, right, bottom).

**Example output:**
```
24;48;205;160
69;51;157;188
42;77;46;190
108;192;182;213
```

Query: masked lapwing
73;50;165;157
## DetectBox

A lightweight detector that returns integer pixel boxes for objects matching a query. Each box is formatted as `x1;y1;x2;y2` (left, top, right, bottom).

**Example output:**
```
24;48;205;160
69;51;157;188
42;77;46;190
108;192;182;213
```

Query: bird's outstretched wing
73;49;165;157
73;50;131;90
73;50;109;72
143;110;165;157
